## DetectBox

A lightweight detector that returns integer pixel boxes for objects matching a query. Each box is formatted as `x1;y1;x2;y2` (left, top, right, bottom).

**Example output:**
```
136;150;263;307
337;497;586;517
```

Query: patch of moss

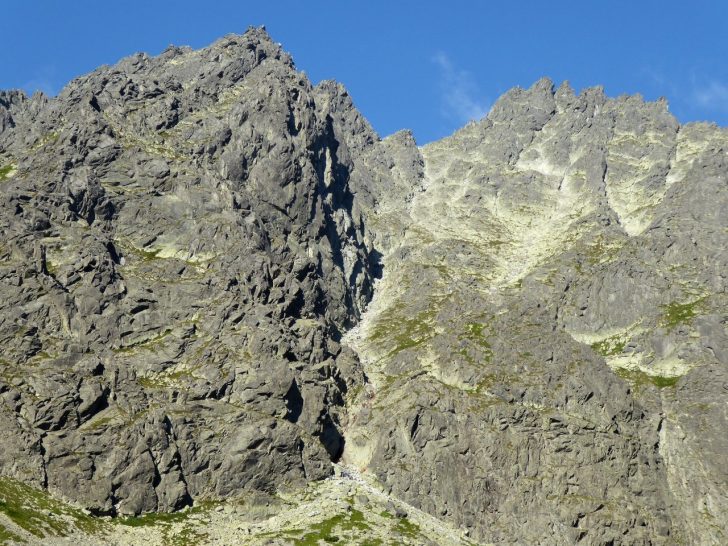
423;263;452;280
463;322;491;348
475;374;498;393
456;321;494;365
376;373;405;397
0;164;15;181
30;351;54;362
394;517;421;539
140;248;162;261
137;377;165;389
0;522;25;544
114;239;165;264
649;375;680;388
661;299;703;329
615;368;680;389
85;413;118;430
591;335;626;357
168;526;208;546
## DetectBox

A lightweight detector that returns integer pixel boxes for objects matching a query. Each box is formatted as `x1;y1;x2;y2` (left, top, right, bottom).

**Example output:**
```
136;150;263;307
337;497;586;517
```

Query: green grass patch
118;504;212;546
463;322;491;348
615;368;680;389
591;335;626;357
453;321;495;366
0;164;15;182
0;478;106;539
394;517;421;539
423;263;452;280
137;376;168;389
113;239;164;264
0;523;25;544
85;413;118;430
167;526;208;546
297;508;370;545
138;248;162;261
661;299;704;329
577;236;623;269
649;375;680;388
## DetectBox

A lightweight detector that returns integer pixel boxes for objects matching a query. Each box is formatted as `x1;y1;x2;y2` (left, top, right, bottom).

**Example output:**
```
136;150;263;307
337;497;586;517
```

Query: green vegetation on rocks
0;164;14;181
615;368;680;389
298;508;370;545
0;523;24;544
661;298;704;329
369;299;443;357
394;517;422;540
119;505;211;546
591;335;626;357
0;478;106;539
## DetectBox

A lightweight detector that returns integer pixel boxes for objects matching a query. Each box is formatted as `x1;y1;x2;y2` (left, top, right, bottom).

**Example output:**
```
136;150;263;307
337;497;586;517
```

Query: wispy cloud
693;81;728;112
432;52;489;124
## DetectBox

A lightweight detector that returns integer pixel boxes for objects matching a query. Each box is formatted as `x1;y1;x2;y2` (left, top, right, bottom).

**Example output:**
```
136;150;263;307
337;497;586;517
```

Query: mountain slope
341;78;728;545
0;28;378;516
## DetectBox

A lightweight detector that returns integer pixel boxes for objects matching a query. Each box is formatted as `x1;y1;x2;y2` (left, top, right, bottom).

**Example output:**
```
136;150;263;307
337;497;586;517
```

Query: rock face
0;28;376;516
343;80;728;545
1;27;727;545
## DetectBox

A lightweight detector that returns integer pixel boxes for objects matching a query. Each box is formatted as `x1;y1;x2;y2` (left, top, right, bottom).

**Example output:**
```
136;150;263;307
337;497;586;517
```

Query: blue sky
1;1;727;143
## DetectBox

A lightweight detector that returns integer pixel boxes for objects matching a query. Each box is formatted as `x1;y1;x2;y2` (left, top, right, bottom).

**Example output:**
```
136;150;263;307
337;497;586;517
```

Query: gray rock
0;27;373;516
1;26;727;546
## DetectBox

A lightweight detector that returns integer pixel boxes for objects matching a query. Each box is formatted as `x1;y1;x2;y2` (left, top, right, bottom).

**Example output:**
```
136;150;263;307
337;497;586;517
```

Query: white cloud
693;81;728;112
432;52;489;124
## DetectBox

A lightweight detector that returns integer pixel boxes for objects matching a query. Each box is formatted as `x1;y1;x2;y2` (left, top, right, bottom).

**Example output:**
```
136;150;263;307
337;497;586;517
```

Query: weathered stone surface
342;78;728;544
0;27;374;516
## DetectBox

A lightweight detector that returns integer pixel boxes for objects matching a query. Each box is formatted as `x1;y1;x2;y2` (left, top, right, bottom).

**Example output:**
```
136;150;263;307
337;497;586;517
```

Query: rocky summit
0;27;727;545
